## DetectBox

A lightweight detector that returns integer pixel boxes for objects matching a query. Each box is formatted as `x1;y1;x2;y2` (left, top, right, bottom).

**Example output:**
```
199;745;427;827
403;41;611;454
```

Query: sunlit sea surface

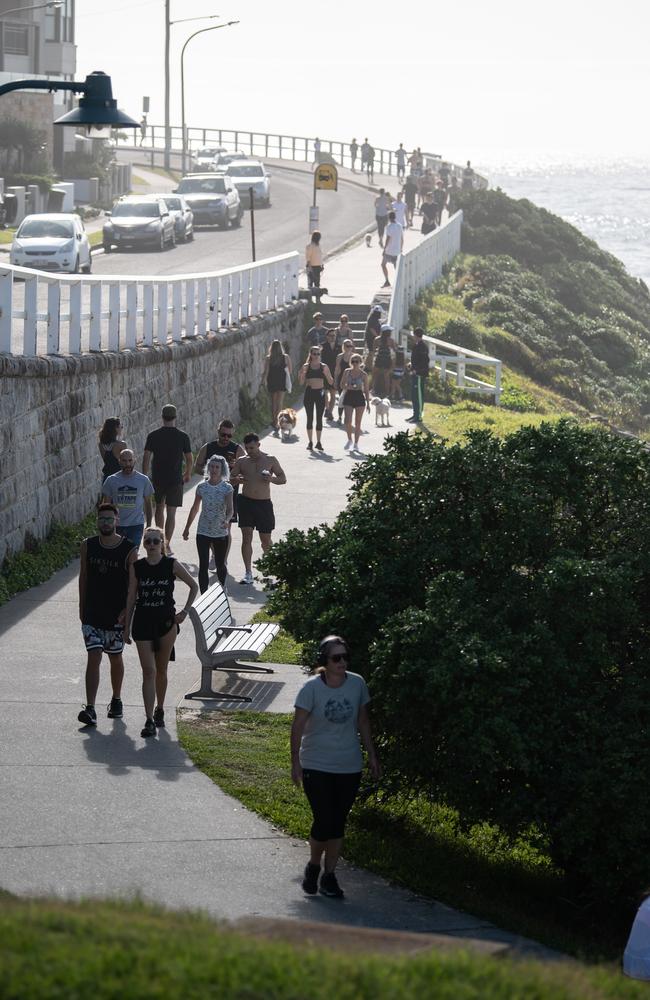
469;154;650;287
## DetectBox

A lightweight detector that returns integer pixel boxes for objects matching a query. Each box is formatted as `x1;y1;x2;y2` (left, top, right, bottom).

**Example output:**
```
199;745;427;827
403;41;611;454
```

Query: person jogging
77;503;138;727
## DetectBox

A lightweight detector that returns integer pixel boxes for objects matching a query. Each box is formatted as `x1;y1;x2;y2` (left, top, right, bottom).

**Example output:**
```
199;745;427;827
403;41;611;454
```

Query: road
94;163;375;277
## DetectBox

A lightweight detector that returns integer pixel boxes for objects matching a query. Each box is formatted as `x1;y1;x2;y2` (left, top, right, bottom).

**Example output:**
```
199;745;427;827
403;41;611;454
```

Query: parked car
174;174;242;229
213;150;249;166
103;196;176;252
158;194;194;242
10;213;92;273
222;160;271;207
192;146;227;171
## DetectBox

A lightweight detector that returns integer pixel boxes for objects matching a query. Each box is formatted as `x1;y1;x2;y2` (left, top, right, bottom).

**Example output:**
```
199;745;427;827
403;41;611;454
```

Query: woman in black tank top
98;417;127;484
125;527;198;738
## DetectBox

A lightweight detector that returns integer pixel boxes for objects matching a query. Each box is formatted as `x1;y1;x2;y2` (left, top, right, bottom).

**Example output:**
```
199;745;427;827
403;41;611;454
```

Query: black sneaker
302;862;320;895
107;697;123;719
306;441;313;451
78;705;97;726
319;871;344;898
141;718;156;738
153;707;165;728
315;441;324;451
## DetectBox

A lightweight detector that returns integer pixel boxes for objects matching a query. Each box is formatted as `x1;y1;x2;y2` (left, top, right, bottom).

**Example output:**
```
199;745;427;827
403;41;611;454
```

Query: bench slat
214;622;276;653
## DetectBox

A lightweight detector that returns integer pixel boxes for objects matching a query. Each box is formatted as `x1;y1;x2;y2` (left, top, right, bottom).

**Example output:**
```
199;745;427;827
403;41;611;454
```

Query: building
0;0;77;169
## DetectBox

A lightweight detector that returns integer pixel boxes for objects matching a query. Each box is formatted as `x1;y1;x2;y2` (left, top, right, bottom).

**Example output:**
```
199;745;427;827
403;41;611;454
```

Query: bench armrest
207;625;253;653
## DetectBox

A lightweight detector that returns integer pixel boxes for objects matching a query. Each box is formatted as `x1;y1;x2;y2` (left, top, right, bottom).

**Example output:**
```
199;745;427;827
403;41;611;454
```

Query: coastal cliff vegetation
411;188;650;432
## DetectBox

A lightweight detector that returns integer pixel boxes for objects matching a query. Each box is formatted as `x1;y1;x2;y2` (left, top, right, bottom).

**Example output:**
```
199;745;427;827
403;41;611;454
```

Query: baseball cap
162;404;177;420
372;305;382;313
381;323;393;333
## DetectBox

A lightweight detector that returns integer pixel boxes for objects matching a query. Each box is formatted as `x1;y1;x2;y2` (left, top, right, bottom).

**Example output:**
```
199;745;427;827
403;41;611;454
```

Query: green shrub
5;174;53;194
1;512;96;606
259;422;650;904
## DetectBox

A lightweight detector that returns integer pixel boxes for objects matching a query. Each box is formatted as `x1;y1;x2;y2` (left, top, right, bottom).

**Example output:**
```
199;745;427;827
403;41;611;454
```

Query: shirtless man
230;433;287;585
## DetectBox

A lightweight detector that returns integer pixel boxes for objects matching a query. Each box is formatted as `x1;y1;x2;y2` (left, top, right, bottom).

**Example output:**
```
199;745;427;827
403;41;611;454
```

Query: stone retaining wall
0;302;306;564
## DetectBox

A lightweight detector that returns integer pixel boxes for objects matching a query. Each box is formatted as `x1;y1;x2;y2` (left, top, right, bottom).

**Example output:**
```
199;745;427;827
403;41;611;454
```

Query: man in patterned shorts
77;503;138;727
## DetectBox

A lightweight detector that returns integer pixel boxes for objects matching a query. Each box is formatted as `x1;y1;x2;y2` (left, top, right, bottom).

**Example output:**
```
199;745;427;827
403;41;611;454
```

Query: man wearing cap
307;312;328;347
143;405;193;554
406;327;430;423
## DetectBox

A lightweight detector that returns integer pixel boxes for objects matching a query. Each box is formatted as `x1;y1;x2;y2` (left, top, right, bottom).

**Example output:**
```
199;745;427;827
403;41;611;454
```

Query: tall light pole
164;9;223;172
180;19;239;175
0;70;139;135
0;1;62;15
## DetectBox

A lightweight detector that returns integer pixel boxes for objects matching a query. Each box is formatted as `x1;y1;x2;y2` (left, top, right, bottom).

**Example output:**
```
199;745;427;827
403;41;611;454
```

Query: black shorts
237;495;275;534
153;483;183;507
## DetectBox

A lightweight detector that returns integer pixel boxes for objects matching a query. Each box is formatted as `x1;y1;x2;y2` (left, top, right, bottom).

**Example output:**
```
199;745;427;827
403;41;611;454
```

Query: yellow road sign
314;163;338;191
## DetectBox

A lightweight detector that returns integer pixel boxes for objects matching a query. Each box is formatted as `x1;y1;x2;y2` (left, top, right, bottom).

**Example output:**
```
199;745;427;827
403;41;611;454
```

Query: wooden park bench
185;580;280;701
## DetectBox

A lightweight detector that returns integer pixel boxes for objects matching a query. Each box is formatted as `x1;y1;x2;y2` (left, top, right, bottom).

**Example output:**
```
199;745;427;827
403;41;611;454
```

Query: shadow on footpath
0;562;79;641
79;719;195;781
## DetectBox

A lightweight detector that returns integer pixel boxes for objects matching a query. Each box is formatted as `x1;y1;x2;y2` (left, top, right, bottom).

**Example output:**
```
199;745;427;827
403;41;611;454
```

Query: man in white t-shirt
392;191;408;229
394;143;407;180
374;188;391;247
381;211;403;288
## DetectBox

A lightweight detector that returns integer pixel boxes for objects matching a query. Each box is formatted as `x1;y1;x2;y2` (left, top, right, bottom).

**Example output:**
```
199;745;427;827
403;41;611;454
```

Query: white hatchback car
10;213;92;273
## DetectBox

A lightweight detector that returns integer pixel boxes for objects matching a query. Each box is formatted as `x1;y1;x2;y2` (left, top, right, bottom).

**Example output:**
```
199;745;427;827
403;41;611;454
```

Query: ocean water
471;155;650;288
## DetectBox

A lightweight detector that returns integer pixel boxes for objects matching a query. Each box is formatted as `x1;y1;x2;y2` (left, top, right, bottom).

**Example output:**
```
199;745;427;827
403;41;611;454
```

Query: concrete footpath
0;236;556;961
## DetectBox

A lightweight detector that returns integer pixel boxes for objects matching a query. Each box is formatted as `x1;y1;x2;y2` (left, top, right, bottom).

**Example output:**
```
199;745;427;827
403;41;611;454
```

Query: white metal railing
128;126;489;188
388;211;501;404
0;252;300;356
421;333;502;405
388;211;464;332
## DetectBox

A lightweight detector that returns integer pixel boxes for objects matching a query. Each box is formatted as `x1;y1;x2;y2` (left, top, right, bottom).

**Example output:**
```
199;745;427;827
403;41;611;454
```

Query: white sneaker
344;440;352;450
240;571;254;585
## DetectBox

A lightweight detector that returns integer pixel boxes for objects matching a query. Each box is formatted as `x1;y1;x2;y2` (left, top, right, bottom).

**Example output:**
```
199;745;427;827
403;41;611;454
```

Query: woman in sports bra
299;346;334;452
125;526;198;739
339;354;370;453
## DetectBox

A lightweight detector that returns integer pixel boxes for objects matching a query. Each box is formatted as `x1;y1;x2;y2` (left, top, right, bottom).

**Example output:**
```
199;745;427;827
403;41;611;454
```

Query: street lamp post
0;70;139;136
180;19;239;175
0;1;62;16
164;10;224;172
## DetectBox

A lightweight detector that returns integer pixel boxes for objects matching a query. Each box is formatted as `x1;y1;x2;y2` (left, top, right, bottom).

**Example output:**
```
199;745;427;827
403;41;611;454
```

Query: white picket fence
0;252;300;356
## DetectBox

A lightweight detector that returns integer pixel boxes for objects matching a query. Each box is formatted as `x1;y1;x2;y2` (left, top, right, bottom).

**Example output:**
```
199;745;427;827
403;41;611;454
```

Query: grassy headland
413;188;650;436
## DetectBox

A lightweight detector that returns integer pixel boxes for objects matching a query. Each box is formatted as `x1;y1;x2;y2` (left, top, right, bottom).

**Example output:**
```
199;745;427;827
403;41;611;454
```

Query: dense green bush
260;422;650;903
0;512;96;606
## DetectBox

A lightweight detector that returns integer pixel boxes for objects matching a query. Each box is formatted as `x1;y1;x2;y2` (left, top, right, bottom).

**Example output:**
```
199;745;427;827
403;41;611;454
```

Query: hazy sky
76;0;649;162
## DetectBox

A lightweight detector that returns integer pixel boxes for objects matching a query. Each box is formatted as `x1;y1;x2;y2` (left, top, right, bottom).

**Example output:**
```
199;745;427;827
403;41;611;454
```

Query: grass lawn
178;711;635;962
1;894;643;1000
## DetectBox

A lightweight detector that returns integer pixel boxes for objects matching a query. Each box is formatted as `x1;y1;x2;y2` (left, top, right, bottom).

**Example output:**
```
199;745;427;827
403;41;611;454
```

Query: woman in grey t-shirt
291;634;380;899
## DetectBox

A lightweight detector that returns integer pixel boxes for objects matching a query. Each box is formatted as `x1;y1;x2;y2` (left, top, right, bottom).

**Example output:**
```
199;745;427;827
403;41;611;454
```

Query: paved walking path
0;233;556;961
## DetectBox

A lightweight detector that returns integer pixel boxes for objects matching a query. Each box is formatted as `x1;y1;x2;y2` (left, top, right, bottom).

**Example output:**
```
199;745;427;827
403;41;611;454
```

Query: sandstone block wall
0;302;306;564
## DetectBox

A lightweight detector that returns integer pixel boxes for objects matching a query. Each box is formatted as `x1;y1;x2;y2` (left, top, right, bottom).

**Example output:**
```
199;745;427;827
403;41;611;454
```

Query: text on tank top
134;556;176;617
84;535;133;627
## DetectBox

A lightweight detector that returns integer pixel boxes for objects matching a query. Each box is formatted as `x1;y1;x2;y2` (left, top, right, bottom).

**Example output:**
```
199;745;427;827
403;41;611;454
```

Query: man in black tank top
77;503;138;727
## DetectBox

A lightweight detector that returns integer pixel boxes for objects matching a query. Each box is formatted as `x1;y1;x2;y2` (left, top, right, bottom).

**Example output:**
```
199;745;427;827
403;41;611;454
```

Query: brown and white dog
277;407;298;441
370;397;391;427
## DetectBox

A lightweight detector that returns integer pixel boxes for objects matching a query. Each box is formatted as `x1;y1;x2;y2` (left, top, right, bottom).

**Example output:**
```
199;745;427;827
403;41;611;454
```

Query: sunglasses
219;431;233;438
329;653;348;663
143;537;162;546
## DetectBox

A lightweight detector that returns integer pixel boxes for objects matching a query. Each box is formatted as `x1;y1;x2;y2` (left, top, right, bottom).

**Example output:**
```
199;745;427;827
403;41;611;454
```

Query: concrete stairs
318;302;369;351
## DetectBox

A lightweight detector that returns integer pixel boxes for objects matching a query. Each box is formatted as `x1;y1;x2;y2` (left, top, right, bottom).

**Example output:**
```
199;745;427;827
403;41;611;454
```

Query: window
4;24;29;55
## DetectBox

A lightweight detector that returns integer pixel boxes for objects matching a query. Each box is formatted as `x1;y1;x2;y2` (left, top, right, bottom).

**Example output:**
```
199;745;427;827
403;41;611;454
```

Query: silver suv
175;174;243;229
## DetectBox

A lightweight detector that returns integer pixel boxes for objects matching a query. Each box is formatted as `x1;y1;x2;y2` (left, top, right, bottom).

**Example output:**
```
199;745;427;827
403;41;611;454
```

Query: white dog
370;397;391;427
277;407;298;441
